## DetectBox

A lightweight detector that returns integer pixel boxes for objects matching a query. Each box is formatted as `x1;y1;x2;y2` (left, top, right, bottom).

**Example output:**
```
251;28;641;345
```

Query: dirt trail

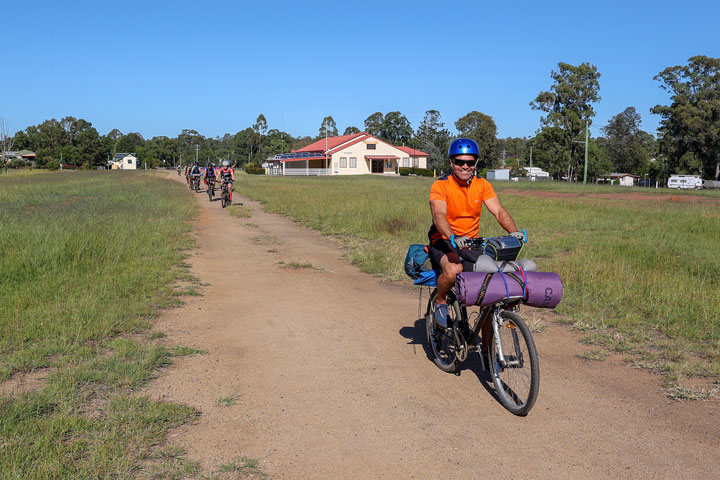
145;174;719;479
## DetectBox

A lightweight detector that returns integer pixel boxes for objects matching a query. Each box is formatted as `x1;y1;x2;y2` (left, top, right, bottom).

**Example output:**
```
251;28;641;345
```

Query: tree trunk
715;152;719;181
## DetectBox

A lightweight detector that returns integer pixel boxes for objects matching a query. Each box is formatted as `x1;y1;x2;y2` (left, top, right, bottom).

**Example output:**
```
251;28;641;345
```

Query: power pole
583;120;589;184
195;145;199;164
529;146;533;169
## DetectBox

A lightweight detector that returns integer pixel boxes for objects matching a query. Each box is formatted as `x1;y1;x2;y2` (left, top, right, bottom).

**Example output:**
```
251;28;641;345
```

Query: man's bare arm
430;200;455;239
483;197;519;233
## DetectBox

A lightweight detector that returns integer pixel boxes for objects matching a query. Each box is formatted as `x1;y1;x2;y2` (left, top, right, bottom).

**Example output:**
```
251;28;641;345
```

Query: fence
283;168;332;176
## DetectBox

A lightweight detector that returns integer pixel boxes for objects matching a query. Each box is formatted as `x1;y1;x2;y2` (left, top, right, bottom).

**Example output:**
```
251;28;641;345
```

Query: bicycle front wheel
488;310;539;416
425;289;462;373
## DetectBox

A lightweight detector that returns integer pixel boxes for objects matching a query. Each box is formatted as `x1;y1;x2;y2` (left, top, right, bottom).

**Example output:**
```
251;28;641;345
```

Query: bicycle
220;180;231;208
206;177;216;201
191;174;201;193
421;238;540;416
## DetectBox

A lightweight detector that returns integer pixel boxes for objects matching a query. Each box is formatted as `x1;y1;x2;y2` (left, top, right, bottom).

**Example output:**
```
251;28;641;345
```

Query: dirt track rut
145;175;719;479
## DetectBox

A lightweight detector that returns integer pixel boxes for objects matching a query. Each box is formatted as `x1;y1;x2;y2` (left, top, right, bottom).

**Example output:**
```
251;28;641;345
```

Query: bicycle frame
455;295;524;368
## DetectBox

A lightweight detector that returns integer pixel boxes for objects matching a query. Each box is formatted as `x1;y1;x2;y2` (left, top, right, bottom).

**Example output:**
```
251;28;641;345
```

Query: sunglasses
453;159;477;167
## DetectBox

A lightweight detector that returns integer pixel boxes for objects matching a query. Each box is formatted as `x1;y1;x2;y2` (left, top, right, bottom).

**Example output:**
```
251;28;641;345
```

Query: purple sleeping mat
455;271;563;308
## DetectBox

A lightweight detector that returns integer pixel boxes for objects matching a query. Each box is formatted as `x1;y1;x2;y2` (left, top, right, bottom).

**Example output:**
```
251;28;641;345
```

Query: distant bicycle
206;176;216;201
191;174;201;193
220;179;231;208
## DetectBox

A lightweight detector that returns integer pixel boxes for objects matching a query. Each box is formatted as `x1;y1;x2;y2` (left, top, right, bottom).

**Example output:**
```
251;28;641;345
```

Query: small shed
109;153;137;170
598;173;641;186
486;169;510;181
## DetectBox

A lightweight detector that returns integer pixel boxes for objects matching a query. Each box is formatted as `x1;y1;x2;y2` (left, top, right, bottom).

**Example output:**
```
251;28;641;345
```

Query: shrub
244;165;265;175
45;160;60;171
399;167;433;177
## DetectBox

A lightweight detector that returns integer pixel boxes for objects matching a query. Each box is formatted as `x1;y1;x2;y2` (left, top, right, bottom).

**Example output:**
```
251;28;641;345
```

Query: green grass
575;349;609;362
0;171;207;478
228;204;252;218
215;393;238;407
216;457;266;478
237;175;720;387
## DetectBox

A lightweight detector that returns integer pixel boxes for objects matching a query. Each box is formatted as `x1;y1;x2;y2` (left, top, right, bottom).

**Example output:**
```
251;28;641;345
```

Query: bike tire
488;310;539;416
425;289;461;373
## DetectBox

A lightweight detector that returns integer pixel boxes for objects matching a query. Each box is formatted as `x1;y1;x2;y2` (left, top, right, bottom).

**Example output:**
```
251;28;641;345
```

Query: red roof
395;146;429;157
296;132;366;153
365;155;399;159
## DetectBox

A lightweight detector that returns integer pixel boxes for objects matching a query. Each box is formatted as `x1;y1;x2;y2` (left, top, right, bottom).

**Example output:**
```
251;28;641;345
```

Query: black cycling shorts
428;239;461;269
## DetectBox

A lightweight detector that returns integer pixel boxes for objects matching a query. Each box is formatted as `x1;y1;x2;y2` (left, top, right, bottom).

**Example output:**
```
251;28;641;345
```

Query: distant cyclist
428;138;524;330
189;162;202;188
204;161;218;187
218;160;235;202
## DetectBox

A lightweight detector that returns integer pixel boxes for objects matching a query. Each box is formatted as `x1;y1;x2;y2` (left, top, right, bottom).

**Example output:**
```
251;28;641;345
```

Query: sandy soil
144;175;719;479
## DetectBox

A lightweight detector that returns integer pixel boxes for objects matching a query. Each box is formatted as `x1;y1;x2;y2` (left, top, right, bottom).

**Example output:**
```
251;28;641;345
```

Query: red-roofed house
267;132;428;176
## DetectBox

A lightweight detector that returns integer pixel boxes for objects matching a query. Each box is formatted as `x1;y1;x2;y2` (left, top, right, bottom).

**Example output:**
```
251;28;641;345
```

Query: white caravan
667;175;703;189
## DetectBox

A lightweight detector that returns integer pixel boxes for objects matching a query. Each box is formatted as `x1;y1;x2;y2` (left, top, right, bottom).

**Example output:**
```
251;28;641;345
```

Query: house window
367;143;376;150
412;157;419;168
127;159;133;165
402;157;409;167
349;157;357;168
340;157;347;168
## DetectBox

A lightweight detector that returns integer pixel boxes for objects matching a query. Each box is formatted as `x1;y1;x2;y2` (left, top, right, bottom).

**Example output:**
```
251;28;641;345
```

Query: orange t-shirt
429;175;497;241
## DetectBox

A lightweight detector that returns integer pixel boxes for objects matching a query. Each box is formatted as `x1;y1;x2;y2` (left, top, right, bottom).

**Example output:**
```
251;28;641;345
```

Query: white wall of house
330;138;406;175
398;155;428;169
121;155;137;170
619;176;634;186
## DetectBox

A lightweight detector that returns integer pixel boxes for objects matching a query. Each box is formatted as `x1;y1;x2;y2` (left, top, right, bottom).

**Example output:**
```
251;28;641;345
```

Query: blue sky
2;0;718;140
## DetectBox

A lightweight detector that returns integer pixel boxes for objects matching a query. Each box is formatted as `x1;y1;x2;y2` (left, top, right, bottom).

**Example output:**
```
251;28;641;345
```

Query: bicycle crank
454;327;469;362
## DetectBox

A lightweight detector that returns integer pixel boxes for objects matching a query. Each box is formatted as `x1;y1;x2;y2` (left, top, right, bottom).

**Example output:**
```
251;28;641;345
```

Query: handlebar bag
484;236;522;261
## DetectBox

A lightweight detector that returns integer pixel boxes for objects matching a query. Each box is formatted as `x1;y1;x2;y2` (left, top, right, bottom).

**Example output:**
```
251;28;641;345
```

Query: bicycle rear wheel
488;310;539;416
425;289;462;373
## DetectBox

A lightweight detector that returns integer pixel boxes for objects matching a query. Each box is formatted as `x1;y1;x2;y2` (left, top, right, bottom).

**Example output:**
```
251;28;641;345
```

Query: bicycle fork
491;310;523;369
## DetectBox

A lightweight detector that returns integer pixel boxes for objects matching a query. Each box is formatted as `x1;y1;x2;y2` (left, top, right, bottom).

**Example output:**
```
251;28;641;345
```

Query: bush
244;165;265;175
45;160;60;171
399;167;433;177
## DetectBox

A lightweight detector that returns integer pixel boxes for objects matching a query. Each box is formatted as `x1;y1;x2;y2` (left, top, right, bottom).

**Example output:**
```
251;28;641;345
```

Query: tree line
4;55;718;180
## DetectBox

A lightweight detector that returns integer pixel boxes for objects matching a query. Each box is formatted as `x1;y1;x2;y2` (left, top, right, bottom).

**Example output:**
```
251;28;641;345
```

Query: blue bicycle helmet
448;138;479;159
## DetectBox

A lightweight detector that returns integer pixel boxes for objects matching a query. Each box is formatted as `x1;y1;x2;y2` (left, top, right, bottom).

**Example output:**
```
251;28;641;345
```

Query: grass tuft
215;393;238;407
575;349;609;362
278;261;324;271
228;204;252;218
216;457;266;478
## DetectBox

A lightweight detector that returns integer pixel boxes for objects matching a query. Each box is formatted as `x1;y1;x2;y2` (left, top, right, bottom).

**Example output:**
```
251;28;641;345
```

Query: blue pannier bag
404;244;430;279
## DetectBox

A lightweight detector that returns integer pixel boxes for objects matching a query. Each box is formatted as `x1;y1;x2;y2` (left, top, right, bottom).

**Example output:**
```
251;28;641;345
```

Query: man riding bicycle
218;160;235;202
429;138;525;330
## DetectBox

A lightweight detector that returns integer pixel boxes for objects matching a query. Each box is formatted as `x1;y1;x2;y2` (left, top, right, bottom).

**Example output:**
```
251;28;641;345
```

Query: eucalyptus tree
531;62;601;181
